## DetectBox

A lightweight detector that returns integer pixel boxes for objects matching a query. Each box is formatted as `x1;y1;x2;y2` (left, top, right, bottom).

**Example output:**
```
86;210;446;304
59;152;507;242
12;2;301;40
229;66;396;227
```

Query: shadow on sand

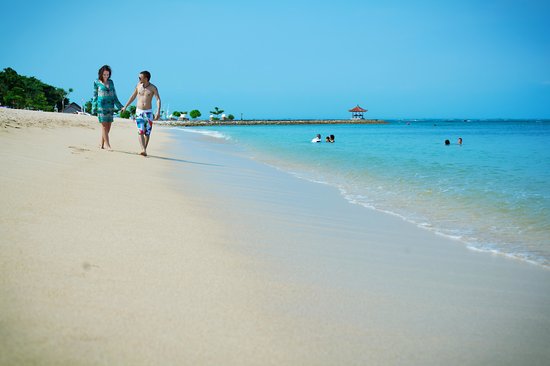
110;149;222;167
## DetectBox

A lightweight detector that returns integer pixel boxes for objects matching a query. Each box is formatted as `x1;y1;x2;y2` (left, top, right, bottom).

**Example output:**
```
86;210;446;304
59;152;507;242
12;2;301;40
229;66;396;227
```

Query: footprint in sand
68;146;90;154
82;262;99;271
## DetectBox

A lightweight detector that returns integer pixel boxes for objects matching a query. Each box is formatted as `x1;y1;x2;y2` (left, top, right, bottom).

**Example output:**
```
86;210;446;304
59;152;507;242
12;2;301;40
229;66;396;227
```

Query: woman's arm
91;81;98;115
111;80;124;110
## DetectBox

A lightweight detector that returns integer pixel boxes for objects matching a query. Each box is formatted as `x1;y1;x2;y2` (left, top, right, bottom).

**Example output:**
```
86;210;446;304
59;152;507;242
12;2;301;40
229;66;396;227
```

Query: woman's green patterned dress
92;79;123;123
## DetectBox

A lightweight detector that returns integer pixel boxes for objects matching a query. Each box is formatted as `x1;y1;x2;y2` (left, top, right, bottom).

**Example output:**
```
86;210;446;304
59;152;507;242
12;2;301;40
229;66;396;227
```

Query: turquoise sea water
179;120;550;268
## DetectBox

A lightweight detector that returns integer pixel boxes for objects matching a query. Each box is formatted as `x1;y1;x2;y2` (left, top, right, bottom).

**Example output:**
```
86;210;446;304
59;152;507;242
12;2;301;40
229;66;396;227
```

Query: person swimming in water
311;134;321;143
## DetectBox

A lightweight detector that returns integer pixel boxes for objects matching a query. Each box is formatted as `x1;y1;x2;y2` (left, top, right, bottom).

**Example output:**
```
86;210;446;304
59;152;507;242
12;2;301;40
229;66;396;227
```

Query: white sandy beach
1;109;549;365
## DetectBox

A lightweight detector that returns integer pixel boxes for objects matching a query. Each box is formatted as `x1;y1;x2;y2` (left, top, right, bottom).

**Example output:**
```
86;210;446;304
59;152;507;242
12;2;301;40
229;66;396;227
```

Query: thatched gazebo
349;105;367;119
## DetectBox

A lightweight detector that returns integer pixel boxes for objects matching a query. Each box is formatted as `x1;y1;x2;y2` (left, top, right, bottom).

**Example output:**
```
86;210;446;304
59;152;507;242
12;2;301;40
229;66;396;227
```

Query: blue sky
2;0;549;119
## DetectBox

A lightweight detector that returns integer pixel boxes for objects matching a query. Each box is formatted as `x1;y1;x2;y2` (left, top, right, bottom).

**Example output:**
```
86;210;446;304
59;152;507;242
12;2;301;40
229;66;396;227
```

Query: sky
2;0;549;119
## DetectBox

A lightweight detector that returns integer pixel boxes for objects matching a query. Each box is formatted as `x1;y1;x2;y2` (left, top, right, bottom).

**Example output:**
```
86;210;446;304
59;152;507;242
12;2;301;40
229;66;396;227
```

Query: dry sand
1;109;550;365
0;109;302;365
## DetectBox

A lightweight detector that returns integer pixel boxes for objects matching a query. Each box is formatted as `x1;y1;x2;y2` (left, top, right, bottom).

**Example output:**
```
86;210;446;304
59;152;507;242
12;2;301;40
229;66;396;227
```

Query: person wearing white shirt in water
311;134;321;143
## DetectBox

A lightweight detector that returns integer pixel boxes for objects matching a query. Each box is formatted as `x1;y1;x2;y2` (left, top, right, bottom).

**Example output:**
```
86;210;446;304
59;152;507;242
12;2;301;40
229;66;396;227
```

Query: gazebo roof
349;105;367;112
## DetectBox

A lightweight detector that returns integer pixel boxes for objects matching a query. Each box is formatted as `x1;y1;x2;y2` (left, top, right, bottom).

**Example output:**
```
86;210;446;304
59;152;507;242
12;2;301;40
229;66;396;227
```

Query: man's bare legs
145;134;151;149
138;133;147;156
100;122;112;149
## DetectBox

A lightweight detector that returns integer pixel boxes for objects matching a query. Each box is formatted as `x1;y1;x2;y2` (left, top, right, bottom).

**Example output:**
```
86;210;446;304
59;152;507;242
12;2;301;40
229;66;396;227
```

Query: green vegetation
210;107;224;118
61;88;73;111
172;111;181;117
0;67;72;111
85;99;93;114
120;110;131;119
227;114;235;120
189;109;201;119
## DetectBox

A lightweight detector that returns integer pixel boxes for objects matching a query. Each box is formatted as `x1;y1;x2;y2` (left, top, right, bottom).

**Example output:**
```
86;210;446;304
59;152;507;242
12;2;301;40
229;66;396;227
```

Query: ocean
177;120;550;268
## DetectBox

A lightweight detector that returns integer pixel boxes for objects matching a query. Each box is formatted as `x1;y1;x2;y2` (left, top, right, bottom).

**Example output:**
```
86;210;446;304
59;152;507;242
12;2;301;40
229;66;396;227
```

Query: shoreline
168;126;550;364
2;109;549;365
174;122;550;270
159;118;387;127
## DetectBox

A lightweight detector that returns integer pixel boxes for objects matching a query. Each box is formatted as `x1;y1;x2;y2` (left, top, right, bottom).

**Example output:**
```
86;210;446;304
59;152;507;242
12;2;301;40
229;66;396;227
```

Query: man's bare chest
138;88;153;97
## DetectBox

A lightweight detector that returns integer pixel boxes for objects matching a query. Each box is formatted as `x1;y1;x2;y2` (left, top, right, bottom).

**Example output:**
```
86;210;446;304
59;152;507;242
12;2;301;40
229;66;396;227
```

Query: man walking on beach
121;71;161;156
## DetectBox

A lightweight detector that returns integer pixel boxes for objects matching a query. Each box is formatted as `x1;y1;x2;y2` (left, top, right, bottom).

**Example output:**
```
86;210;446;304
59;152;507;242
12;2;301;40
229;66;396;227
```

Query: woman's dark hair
98;65;112;81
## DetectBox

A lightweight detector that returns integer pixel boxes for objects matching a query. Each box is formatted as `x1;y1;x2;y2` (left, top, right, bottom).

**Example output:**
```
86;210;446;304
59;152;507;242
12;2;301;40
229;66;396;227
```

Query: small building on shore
349;105;367;119
63;102;82;114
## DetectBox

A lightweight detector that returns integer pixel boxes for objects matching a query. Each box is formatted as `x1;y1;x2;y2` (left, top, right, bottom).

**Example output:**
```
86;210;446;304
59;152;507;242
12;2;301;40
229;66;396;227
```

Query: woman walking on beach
92;65;123;149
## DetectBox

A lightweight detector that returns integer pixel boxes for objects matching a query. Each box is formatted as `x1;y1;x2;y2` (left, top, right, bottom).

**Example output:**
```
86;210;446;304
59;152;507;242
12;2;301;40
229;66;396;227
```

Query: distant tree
189;109;201;119
227;114;235;120
172;111;181;117
61;88;73;112
0;68;21;107
3;87;26;109
120;110;131;119
128;105;136;116
43;84;65;111
210;107;224;117
22;76;49;110
85;100;93;113
0;67;68;111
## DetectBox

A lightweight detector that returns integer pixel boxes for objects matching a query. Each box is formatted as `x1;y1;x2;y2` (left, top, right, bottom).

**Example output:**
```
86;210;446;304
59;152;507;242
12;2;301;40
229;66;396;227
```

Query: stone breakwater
159;119;387;127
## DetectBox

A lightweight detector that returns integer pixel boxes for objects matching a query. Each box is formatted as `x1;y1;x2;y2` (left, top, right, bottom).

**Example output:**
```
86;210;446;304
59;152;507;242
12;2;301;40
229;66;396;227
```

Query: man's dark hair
98;65;112;81
140;71;151;81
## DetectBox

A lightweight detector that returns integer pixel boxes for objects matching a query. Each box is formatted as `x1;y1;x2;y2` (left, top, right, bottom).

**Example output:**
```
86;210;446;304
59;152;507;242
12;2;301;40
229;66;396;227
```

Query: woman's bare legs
100;122;112;149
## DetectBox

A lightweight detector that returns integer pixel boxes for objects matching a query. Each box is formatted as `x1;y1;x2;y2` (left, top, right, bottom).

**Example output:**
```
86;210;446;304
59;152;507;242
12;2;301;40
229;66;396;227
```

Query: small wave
340;189;550;269
466;245;548;268
180;128;230;140
267;164;550;269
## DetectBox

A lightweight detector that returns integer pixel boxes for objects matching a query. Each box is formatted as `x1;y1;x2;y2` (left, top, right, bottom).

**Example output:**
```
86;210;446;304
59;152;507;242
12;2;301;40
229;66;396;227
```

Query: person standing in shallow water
121;71;161;157
311;134;321;143
92;65;123;150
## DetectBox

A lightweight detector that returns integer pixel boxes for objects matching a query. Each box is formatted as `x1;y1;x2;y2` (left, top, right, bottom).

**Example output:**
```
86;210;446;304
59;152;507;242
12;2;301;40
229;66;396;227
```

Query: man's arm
154;87;161;120
121;86;139;112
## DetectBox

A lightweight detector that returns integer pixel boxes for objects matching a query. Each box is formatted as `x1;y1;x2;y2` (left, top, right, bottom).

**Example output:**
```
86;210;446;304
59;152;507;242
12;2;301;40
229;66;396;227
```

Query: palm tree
210;107;224;118
61;88;73;112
